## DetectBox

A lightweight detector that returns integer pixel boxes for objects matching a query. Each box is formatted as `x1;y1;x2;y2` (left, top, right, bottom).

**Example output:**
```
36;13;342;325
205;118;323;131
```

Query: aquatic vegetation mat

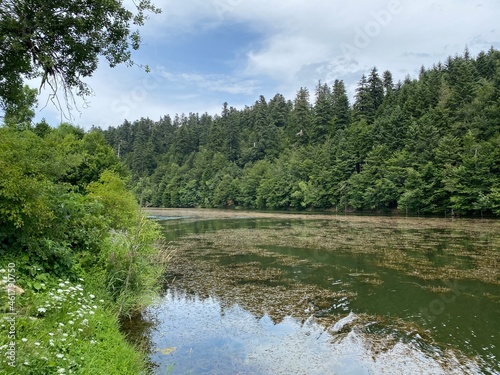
143;210;500;374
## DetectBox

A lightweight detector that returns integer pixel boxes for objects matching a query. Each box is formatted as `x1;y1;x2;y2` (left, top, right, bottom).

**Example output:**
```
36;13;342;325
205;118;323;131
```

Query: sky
32;0;500;129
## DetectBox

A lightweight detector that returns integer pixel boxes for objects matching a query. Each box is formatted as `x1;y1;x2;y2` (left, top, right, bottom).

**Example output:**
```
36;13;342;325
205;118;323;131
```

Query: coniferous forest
102;48;500;216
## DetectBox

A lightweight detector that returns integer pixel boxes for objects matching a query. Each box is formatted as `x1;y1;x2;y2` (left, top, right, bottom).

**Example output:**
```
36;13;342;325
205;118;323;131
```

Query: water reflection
148;290;483;375
150;290;363;375
135;216;500;374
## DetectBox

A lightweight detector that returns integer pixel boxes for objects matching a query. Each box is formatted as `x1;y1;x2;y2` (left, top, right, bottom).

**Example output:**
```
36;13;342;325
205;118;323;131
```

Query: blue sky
33;0;500;129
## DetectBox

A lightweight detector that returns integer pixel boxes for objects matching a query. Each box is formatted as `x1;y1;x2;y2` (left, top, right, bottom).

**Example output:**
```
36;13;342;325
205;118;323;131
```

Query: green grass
0;276;148;374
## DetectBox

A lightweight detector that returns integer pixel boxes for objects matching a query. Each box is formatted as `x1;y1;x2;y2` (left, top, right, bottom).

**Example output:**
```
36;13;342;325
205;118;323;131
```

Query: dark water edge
123;214;500;375
147;207;499;221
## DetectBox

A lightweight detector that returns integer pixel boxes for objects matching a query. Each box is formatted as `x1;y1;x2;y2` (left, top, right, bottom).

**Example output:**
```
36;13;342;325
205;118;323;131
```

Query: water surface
139;214;500;374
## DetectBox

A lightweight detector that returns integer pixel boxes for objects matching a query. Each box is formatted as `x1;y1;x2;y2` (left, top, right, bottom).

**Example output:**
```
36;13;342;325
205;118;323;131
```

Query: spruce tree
312;81;333;143
289;87;313;143
331;79;351;133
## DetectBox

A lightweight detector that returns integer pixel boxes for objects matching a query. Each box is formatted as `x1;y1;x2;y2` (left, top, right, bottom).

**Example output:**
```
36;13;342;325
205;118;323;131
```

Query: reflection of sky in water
143;217;500;374
148;290;480;375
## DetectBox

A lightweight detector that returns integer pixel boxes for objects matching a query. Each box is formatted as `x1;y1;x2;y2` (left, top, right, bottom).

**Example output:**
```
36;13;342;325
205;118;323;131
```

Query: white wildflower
21;338;28;342
37;307;46;313
56;354;64;359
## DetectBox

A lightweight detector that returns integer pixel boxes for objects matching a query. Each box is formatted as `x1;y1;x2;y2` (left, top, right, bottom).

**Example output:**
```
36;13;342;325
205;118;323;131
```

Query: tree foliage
0;0;160;112
103;48;500;216
0;124;133;274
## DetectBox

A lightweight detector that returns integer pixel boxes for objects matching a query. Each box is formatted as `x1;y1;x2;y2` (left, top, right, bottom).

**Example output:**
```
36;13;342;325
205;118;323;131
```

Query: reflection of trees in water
164;241;355;326
153;217;500;373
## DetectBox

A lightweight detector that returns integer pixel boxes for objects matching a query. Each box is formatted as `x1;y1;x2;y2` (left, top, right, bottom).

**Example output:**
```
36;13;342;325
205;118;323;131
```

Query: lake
132;209;500;374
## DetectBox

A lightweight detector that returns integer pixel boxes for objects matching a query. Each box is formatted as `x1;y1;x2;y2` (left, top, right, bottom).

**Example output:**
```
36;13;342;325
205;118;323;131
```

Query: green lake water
134;215;500;374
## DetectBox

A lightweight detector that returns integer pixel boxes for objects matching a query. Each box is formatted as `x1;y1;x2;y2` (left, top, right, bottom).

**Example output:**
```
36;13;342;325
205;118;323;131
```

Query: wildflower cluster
35;279;101;317
1;278;106;374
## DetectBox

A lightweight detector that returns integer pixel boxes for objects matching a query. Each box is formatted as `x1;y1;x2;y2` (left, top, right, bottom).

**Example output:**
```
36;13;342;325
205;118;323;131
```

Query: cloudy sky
34;0;500;129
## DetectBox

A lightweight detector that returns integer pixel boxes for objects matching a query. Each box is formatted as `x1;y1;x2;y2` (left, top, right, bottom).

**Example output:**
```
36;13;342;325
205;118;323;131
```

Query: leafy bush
0;124;168;373
87;170;138;230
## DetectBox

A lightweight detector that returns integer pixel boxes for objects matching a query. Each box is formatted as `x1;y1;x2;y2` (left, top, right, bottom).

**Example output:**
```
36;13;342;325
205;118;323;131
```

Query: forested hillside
102;48;500;216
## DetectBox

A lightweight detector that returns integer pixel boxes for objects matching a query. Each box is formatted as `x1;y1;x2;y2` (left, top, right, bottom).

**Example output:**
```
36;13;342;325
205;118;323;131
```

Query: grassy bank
0;212;168;374
1;276;145;374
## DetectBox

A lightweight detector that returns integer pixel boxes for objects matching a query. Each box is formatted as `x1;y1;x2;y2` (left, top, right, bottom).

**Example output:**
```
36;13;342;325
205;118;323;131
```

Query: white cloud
33;62;257;128
160;70;260;95
246;35;330;80
31;0;500;128
247;0;498;102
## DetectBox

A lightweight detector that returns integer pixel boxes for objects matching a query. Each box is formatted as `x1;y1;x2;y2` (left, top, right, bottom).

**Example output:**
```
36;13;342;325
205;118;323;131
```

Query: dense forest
102;48;500;216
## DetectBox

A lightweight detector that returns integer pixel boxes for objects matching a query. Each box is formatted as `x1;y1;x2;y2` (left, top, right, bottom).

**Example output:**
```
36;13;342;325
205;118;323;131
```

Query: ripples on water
129;215;499;375
148;291;484;375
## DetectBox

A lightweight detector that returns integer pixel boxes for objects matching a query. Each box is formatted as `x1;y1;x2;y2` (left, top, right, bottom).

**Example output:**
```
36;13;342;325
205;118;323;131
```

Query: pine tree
331;79;351;133
353;69;384;123
268;93;290;128
354;74;371;121
312;81;333;143
382;70;394;96
225;108;241;162
289;87;313;143
368;67;384;113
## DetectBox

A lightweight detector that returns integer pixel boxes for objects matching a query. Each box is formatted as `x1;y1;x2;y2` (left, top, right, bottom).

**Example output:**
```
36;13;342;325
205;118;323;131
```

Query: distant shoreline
144;207;500;229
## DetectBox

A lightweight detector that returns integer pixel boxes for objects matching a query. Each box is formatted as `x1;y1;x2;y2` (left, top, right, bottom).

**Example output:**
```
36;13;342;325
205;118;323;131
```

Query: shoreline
144;207;500;229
